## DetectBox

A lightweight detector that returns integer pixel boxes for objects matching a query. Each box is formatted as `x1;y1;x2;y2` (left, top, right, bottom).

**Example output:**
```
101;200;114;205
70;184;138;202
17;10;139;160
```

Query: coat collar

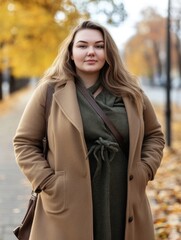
54;80;84;134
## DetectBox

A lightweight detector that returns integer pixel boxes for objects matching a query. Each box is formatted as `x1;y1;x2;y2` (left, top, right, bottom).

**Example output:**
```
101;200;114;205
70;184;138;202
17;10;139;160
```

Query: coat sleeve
141;93;165;180
13;83;54;191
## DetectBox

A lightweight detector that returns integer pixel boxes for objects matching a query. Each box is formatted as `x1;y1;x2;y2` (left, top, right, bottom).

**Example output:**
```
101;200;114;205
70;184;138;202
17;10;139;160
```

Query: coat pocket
41;171;67;214
133;162;149;198
137;162;149;189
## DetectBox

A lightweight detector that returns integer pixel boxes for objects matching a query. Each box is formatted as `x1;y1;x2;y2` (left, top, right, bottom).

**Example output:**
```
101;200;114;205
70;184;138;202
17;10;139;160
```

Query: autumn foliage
0;0;86;77
124;7;181;86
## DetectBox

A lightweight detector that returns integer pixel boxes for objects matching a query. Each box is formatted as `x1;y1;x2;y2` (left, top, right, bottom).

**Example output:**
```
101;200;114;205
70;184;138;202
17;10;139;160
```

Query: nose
87;46;95;56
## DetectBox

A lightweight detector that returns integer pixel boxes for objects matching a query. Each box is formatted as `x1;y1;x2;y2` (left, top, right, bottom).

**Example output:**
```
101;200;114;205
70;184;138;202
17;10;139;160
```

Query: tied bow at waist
88;137;119;181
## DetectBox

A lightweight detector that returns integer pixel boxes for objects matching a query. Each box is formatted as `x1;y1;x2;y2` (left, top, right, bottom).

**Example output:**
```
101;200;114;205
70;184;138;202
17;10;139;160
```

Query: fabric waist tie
88;137;119;240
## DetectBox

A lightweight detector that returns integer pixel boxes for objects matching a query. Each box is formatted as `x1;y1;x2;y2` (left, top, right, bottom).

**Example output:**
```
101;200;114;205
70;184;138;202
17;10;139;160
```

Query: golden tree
0;0;85;81
124;8;166;85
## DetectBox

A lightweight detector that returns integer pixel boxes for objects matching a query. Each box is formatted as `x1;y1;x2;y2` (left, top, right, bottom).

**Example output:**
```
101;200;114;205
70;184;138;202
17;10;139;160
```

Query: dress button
128;216;133;223
129;175;134;181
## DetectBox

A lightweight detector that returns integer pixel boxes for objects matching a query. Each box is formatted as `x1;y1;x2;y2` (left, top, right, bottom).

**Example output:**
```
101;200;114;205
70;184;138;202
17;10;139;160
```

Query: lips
85;59;97;63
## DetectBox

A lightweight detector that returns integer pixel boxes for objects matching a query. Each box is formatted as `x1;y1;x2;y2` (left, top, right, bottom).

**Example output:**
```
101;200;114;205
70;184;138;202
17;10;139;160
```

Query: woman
13;20;165;240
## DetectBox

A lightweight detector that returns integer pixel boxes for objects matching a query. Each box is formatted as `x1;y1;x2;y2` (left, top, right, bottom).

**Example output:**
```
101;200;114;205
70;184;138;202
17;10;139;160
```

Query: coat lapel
123;96;141;168
54;80;84;134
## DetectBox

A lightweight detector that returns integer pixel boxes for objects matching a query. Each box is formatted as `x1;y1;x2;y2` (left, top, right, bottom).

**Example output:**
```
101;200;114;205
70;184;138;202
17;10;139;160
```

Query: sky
107;0;168;48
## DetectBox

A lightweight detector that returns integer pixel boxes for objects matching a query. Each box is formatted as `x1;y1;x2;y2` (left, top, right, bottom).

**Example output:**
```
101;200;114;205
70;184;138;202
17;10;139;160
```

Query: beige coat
13;80;165;240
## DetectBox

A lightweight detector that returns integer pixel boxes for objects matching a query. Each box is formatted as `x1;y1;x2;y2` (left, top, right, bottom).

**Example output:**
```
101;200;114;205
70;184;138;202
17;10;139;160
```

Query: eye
77;45;87;49
95;45;104;49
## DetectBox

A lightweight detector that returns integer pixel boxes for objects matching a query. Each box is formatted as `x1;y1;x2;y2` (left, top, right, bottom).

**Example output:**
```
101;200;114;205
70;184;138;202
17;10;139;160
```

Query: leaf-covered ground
147;105;181;240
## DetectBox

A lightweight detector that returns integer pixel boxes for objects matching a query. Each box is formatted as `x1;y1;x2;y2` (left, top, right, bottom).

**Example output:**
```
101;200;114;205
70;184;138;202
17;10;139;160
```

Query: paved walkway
0;87;34;240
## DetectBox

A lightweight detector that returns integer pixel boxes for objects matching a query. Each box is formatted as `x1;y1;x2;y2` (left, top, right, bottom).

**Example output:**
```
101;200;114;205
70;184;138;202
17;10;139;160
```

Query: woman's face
71;29;106;80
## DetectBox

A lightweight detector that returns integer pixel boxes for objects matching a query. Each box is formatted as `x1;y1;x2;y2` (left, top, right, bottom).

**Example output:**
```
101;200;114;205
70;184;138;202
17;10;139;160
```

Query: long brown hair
42;20;144;113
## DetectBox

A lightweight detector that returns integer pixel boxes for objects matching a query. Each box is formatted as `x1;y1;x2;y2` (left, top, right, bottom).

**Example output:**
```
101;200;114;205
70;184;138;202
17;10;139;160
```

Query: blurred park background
0;0;180;239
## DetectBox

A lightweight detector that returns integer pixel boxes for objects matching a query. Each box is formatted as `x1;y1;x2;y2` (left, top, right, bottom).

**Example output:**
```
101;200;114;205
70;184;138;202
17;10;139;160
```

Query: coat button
128;216;133;223
129;175;134;181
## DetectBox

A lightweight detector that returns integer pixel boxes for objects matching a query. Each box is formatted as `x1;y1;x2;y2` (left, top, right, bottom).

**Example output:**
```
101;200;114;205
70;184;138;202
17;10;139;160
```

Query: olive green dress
76;80;129;240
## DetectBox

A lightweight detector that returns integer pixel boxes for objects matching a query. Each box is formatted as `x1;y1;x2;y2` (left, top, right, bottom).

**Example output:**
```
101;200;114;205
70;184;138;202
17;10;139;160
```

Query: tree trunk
0;71;3;101
144;52;154;86
153;41;162;81
9;73;16;94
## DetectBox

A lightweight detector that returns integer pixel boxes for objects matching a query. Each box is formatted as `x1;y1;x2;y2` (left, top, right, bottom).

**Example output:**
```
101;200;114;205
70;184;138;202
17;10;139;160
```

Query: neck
77;72;99;88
